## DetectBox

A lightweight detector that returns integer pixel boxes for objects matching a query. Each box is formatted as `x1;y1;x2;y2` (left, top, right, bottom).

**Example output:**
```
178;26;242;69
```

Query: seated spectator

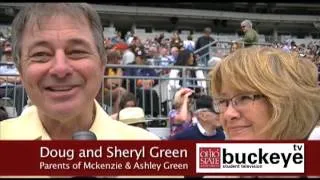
168;88;194;138
170;95;225;140
97;50;127;114
118;107;149;130
125;46;158;90
0;43;28;116
124;46;160;117
111;92;137;120
167;46;179;65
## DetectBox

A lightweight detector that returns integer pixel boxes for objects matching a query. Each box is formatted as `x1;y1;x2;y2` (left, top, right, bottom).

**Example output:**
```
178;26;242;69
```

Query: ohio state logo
199;147;220;168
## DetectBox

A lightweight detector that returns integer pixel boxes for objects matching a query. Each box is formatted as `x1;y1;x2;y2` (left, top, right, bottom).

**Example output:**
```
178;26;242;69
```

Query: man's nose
49;50;73;78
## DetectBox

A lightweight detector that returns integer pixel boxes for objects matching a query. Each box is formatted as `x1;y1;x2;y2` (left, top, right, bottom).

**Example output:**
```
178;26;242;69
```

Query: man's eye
68;50;88;59
32;52;50;57
71;50;86;54
30;52;51;62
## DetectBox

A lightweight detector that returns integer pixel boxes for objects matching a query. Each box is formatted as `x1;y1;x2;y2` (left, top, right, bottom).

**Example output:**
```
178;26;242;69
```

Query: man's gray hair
11;3;106;70
241;19;253;28
204;27;212;33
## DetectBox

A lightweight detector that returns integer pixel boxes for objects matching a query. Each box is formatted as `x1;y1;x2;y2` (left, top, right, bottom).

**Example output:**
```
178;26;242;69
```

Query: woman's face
231;44;238;52
218;83;272;140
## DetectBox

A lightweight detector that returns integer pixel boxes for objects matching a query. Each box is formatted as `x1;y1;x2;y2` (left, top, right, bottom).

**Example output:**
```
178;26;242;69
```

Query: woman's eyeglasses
213;94;265;114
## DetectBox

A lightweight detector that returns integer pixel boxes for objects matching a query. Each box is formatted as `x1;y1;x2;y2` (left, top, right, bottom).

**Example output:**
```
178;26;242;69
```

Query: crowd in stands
0;17;319;141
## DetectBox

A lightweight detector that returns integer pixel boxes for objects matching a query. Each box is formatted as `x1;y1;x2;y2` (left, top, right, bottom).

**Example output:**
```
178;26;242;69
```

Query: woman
210;47;320;140
230;41;242;54
168;88;194;138
111;92;137;120
168;49;207;98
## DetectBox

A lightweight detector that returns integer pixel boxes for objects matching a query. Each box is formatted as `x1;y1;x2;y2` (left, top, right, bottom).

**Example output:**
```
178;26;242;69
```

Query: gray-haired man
240;19;259;47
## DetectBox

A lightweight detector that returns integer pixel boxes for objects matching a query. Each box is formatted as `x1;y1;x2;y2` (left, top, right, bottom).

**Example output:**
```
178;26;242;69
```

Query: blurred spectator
119;107;148;130
240;19;259;47
168;49;206;93
169;95;225;140
230;41;242;53
111;31;123;44
0;32;5;42
158;46;171;73
124;46;160;117
122;45;135;65
282;39;292;53
113;42;135;65
195;27;215;64
183;35;195;52
0;106;8;121
104;37;113;50
1;41;13;62
155;32;164;45
147;44;160;60
111;92;137;120
125;46;158;91
167;46;179;64
168;88;194;138
0;41;28;116
125;30;135;44
99;51;127;114
170;31;183;50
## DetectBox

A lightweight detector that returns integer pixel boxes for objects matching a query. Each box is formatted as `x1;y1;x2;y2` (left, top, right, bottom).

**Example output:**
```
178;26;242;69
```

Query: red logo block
199;147;221;168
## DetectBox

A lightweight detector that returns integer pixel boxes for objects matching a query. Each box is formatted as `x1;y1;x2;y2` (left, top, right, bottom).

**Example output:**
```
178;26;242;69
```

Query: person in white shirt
183;35;195;52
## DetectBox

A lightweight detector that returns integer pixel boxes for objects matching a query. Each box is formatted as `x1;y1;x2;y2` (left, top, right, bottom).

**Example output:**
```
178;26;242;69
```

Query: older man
0;3;159;141
240;19;259;47
169;95;225;140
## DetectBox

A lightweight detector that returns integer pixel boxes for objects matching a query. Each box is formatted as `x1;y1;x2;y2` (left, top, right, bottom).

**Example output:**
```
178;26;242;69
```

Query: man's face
135;56;144;64
241;23;249;33
4;51;12;61
171;47;179;57
19;15;104;120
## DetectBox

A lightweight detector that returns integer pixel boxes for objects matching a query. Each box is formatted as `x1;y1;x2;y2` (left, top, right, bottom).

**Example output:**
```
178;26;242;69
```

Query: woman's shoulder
308;126;320;140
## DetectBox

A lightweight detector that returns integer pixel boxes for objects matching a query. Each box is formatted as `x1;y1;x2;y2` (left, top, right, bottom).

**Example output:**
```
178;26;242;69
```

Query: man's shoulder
0;106;40;140
0;116;20;128
214;130;226;140
0;117;25;139
170;126;197;140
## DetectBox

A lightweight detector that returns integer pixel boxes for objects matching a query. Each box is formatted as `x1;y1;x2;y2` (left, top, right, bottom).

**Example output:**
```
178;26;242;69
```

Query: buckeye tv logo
199;147;221;168
196;143;304;173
